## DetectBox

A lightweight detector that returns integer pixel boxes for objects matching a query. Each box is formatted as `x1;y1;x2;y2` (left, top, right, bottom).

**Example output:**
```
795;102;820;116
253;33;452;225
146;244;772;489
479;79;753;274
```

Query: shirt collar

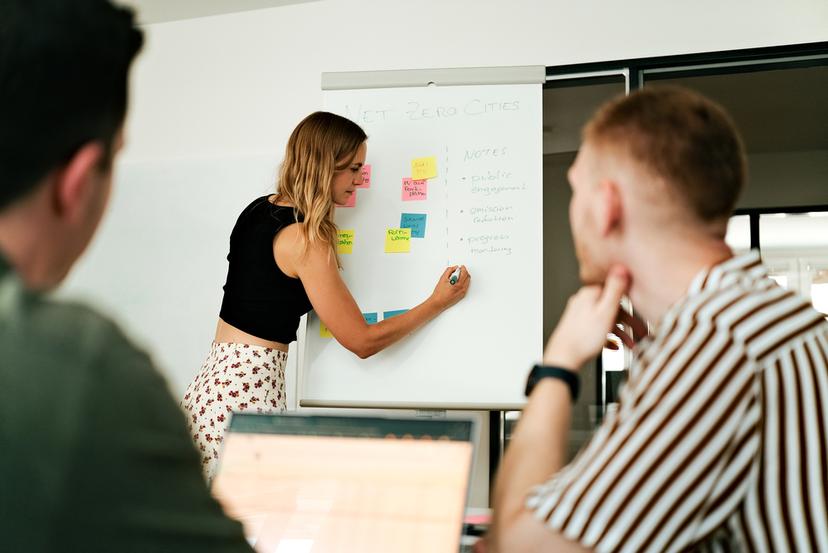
685;249;766;297
635;250;766;358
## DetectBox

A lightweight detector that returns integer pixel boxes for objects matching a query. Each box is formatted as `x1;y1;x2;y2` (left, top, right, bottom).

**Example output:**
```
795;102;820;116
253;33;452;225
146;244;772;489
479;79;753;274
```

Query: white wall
59;0;828;508
123;0;828;163
99;0;828;384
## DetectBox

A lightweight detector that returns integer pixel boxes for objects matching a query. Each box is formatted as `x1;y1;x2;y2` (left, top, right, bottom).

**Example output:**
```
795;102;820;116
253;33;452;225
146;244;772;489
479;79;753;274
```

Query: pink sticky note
402;178;427;201
357;164;371;189
464;514;492;525
337;190;357;208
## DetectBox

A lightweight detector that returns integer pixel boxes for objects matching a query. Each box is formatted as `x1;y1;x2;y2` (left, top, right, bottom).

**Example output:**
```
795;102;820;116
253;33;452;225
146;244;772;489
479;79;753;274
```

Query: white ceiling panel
119;0;319;24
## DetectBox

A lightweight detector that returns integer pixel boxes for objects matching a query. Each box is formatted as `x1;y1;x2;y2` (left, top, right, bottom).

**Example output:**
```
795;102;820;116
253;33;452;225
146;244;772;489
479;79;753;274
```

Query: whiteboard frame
322;65;545;90
298;66;544;410
299;399;528;411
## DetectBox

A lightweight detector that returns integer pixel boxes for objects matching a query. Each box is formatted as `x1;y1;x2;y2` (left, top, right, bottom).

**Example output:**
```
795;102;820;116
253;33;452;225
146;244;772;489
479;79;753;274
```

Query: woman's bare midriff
214;318;290;353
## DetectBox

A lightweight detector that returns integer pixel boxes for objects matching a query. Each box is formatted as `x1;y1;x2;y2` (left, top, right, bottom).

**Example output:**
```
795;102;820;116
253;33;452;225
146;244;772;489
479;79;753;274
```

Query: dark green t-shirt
0;256;254;553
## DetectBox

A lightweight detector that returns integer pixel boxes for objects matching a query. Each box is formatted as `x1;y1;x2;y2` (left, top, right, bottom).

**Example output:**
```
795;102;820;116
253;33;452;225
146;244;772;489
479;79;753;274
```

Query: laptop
212;413;475;553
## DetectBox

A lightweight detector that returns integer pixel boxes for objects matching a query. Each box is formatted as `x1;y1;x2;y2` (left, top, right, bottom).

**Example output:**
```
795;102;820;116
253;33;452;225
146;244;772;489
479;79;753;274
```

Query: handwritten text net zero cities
344;99;521;124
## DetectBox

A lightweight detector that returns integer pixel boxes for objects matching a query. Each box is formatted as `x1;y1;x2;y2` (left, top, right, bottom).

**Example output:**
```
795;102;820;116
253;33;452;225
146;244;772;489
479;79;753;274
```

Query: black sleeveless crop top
219;196;313;343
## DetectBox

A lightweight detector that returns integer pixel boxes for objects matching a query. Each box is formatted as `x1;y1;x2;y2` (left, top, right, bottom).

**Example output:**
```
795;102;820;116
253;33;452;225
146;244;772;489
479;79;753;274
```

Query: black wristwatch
525;364;580;401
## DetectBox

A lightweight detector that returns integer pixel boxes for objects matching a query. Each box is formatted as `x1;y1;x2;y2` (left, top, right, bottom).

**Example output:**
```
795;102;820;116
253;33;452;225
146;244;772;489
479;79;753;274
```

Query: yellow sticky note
320;321;333;338
336;229;354;254
385;228;411;253
411;156;438;180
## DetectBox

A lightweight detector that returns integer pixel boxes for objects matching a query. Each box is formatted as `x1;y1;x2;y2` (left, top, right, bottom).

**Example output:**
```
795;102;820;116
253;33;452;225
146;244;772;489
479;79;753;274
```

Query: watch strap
525;364;580;401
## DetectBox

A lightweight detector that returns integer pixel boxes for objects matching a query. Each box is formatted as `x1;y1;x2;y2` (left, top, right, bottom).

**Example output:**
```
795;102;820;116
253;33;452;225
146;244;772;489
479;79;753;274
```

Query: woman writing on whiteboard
182;111;471;478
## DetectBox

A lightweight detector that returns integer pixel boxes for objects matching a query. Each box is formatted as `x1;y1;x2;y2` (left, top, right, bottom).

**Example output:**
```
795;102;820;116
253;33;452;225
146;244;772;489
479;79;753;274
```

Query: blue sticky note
363;312;378;324
383;309;409;320
400;213;427;239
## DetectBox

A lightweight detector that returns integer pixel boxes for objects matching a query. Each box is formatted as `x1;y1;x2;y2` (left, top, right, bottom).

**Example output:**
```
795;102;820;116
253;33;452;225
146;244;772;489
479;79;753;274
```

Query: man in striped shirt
488;86;828;552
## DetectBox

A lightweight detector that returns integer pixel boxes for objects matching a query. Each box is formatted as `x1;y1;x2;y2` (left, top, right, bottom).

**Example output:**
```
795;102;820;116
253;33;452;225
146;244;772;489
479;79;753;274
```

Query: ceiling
118;0;318;24
118;3;828;156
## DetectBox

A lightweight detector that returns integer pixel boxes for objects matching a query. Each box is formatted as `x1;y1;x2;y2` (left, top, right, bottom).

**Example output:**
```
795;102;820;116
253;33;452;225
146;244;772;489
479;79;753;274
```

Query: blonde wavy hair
273;112;367;266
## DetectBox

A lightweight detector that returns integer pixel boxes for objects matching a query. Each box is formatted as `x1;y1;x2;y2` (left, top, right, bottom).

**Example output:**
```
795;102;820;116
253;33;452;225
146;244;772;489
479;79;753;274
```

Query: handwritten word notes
402;178;428;201
383;309;409;320
400;213;427;239
357;164;372;189
363;312;378;324
411;156;437;180
320;321;333;338
385;228;411;253
336;229;354;254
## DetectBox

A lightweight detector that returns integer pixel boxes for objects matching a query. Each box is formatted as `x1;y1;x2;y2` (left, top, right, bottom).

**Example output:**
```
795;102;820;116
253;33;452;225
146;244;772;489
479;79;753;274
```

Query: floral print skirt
181;341;287;480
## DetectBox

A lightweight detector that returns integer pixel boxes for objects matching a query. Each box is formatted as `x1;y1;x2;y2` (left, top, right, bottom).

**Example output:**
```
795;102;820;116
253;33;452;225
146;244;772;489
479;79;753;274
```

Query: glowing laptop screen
212;414;474;553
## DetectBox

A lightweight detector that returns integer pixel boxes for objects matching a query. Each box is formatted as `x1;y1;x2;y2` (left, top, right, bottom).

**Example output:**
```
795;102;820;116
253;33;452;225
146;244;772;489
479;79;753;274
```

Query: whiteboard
301;79;543;409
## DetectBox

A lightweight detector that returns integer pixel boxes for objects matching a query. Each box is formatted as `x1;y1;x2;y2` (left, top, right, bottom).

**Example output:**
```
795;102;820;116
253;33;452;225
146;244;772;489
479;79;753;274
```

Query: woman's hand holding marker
430;265;471;311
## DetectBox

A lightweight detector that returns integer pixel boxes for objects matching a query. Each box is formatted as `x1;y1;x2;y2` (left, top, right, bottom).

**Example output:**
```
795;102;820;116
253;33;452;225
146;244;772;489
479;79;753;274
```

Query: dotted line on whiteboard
445;144;450;266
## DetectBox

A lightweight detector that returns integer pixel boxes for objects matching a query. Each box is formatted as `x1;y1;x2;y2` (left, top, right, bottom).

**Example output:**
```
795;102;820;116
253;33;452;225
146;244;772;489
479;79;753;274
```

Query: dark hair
0;0;144;209
584;85;747;224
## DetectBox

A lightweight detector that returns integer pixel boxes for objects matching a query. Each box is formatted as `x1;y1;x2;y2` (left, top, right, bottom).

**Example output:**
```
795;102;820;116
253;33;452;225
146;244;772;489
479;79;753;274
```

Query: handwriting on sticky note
400;213;427;238
336;229;354;254
411;156;437;180
402;178;427;201
357;164;371;188
385;228;411;253
320;321;333;338
383;309;409;320
363;312;378;324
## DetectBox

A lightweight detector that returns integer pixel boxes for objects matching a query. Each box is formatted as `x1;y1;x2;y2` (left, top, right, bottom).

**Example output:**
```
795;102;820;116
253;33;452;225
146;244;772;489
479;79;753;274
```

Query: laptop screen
212;414;474;553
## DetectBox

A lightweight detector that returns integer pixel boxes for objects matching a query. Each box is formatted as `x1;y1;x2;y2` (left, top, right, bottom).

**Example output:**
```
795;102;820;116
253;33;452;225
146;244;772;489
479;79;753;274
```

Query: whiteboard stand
300;65;544;411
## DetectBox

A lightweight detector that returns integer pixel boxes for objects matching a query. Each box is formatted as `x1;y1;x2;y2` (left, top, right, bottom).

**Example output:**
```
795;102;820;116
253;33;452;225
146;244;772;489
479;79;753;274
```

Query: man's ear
51;142;105;223
598;178;622;238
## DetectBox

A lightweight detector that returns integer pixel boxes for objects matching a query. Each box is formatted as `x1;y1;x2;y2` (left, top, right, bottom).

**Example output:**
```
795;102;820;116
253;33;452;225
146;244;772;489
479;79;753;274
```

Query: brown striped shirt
527;251;828;552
